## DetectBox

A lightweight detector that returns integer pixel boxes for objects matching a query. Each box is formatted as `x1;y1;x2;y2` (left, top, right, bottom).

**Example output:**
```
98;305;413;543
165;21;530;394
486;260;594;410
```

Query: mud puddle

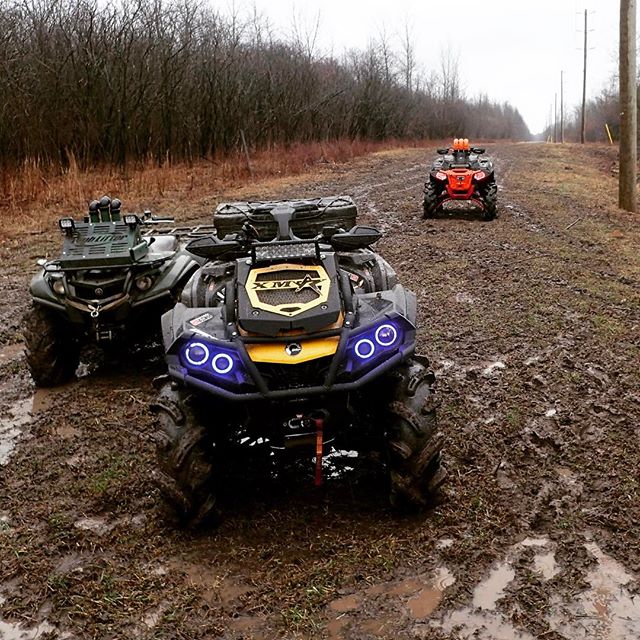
0;385;72;465
327;567;455;638
0;398;32;465
0;343;23;365
433;535;640;639
0;619;68;640
547;539;640;639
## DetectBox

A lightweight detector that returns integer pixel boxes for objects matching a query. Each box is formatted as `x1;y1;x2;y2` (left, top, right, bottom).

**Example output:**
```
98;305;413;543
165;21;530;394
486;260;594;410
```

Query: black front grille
255;356;333;391
70;270;127;299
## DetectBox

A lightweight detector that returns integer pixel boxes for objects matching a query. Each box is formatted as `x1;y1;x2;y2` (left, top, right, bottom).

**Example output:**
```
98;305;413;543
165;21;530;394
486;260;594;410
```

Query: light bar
254;242;317;262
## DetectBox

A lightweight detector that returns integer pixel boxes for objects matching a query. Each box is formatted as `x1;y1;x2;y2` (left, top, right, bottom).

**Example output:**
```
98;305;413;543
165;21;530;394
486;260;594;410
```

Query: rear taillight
474;171;487;181
434;171;447;181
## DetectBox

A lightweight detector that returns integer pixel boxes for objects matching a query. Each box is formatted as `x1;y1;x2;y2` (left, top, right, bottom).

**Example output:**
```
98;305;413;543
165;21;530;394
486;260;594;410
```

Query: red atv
423;139;497;221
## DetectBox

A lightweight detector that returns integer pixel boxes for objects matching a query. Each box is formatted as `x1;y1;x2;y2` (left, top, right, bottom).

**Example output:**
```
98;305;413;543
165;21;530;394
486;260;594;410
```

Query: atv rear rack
140;223;218;238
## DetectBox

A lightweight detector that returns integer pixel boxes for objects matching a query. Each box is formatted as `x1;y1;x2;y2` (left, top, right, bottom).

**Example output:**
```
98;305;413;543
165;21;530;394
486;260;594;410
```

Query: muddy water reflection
472;560;515;610
0;386;72;465
0;399;32;465
434;534;640;640
547;541;640;639
0;620;62;640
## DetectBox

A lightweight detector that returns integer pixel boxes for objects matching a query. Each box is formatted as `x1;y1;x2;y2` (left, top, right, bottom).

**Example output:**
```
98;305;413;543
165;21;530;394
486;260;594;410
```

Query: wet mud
0;142;639;638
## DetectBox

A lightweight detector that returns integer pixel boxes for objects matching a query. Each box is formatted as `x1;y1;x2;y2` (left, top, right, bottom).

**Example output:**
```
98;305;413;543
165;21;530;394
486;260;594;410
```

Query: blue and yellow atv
151;197;445;525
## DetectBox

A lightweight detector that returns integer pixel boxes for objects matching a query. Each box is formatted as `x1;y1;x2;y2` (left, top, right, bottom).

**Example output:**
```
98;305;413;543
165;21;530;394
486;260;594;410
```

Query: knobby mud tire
151;382;217;528
423;182;439;218
386;357;446;509
24;303;80;387
482;180;498;221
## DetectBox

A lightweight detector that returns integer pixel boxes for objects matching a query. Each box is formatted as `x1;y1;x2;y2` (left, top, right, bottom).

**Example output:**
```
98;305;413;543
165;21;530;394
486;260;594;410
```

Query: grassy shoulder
0;138;430;238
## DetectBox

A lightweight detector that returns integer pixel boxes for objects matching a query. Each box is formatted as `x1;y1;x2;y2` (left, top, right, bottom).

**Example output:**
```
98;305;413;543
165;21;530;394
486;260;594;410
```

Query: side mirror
186;235;241;259
436;148;448;155
330;225;382;250
472;147;485;154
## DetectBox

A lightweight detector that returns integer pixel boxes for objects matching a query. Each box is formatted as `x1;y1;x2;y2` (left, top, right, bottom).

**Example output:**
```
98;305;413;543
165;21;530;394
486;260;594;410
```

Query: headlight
135;275;154;291
344;319;406;375
434;171;447;181
179;339;247;386
374;323;398;347
474;170;487;181
184;342;209;366
52;279;65;295
212;353;234;374
354;338;375;360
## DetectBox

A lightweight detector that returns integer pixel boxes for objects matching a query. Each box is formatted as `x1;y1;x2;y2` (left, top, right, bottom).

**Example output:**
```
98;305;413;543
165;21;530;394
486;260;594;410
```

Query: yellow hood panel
246;337;339;364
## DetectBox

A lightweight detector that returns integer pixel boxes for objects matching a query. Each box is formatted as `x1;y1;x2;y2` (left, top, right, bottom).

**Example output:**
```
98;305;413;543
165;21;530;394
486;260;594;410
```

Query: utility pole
581;9;588;143
554;93;558;143
560;70;565;144
619;0;637;212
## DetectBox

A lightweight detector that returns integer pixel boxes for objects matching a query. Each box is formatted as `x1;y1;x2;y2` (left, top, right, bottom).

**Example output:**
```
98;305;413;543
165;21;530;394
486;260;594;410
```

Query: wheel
385;357;445;509
423;182;439;219
481;180;498;221
24;303;80;387
150;382;217;527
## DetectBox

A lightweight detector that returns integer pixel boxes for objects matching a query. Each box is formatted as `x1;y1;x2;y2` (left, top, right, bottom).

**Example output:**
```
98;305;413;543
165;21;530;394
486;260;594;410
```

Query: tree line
544;78;632;143
0;0;531;168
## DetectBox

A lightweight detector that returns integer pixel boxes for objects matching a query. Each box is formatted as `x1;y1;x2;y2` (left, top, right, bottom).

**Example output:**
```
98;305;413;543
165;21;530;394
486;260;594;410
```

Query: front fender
29;270;67;312
132;253;200;306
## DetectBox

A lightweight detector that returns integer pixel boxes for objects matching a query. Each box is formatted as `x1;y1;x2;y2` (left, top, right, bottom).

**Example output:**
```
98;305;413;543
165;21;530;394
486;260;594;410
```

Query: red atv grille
447;170;474;192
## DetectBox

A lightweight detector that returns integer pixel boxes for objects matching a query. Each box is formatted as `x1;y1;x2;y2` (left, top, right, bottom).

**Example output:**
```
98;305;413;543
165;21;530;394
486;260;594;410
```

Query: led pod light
179;339;247;386
344;320;405;375
434;171;447;181
473;170;487;181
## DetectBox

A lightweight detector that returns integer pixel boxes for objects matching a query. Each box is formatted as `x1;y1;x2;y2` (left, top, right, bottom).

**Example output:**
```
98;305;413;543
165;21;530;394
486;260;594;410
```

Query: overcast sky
225;0;623;136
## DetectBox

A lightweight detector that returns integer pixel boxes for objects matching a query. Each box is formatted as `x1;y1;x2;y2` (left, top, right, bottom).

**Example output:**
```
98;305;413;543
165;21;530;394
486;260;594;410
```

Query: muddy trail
1;142;639;639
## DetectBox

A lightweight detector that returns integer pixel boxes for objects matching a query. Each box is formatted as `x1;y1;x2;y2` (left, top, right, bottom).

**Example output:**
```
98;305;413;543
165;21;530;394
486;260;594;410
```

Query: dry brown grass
0;138;428;237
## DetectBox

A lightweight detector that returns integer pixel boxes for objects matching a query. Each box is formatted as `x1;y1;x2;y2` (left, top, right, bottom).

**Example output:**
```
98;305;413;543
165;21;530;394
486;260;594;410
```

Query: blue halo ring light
354;338;375;360
374;323;398;347
212;352;234;375
184;342;209;366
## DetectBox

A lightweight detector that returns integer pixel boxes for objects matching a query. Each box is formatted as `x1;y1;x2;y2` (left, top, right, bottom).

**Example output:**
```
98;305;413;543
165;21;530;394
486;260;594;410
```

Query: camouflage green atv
25;196;205;386
151;196;445;525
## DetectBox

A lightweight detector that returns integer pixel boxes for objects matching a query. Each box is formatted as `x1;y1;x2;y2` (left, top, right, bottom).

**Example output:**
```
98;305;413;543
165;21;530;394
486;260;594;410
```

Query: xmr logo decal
246;264;331;317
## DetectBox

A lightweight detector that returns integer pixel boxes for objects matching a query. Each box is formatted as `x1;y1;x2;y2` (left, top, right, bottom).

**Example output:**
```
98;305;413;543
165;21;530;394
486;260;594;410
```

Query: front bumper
167;314;416;402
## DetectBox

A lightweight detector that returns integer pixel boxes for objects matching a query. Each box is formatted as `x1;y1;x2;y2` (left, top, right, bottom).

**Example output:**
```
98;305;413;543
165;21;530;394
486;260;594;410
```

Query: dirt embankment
0;142;639;639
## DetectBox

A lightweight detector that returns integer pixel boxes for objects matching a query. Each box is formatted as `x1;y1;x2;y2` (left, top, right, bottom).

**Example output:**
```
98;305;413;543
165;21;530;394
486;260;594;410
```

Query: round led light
212;352;234;374
354;338;375;360
135;275;153;291
52;279;65;295
375;324;398;347
185;342;209;366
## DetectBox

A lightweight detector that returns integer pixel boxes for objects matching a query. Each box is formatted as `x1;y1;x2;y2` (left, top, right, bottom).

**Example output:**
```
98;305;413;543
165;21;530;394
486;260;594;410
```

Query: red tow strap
314;417;324;486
